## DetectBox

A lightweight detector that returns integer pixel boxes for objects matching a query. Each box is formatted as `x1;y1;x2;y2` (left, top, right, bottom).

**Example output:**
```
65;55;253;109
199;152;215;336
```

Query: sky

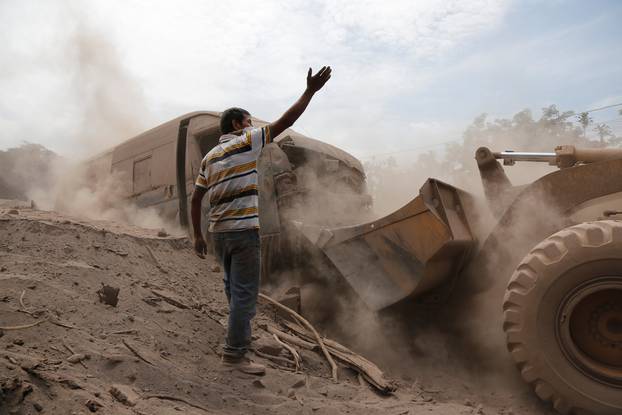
1;0;621;160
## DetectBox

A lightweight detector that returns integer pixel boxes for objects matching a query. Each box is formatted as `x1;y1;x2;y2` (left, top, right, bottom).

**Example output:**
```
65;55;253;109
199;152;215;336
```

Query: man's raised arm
269;66;331;139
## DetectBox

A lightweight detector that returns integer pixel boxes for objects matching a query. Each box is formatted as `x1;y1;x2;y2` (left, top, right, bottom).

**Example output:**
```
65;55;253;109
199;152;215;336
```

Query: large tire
503;221;622;415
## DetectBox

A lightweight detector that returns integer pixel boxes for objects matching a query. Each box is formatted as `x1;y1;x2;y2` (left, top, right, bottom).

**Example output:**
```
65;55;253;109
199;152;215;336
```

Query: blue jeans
212;229;260;359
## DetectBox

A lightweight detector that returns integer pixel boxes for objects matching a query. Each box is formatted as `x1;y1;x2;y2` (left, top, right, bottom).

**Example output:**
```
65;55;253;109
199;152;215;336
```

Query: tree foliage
0;144;60;201
364;105;618;212
433;105;596;185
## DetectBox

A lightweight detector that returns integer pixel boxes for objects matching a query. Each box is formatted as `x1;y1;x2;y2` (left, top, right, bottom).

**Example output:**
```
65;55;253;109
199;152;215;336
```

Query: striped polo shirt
195;125;272;232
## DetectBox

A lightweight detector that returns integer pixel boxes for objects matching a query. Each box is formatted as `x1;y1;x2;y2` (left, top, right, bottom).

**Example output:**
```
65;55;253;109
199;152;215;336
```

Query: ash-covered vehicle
88;112;622;415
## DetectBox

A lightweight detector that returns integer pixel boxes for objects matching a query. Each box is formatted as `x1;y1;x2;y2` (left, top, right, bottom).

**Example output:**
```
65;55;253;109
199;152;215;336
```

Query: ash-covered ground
0;203;554;415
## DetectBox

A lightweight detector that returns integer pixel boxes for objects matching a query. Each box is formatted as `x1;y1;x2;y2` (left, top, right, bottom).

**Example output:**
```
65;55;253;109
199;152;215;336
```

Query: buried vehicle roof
277;130;365;175
92;111;363;175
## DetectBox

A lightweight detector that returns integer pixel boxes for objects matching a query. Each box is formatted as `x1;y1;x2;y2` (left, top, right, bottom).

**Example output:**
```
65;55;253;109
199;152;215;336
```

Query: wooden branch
144;394;210;412
17;290;42;319
63;342;75;355
258;293;338;381
12;305;79;330
19;290;27;309
49;345;64;353
0;319;47;330
16;308;37;317
264;360;297;372
145;246;168;274
122;339;155;366
109;329;138;335
150;318;176;335
49;319;80;330
282;321;350;354
63;342;87;368
273;333;301;372
13;301;73;329
150;289;189;309
282;320;396;394
265;324;316;350
254;349;296;367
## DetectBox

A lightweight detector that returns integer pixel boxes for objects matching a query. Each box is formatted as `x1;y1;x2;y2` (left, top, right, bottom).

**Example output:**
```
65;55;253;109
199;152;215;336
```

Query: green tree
594;123;613;144
434;105;589;187
577;111;592;139
365;105;610;209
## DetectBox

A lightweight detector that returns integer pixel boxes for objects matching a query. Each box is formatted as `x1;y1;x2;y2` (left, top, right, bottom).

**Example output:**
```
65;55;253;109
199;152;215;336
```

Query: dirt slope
0;205;554;415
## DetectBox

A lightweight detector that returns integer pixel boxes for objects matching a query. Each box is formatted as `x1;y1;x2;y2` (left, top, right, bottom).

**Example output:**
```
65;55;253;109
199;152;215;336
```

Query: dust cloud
42;161;181;234
284;161;375;226
0;145;182;235
0;16;178;234
287;107;599;405
68;20;152;156
0;144;59;201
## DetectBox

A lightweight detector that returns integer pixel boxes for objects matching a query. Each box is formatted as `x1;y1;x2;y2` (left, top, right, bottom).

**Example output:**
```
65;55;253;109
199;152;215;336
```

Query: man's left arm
191;185;208;258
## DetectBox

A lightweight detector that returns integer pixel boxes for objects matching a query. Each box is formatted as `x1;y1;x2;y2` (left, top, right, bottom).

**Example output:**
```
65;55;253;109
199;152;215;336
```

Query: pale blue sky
0;0;620;159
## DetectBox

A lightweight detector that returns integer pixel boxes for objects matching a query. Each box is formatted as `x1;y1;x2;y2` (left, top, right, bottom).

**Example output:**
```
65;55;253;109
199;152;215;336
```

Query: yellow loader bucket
305;179;476;310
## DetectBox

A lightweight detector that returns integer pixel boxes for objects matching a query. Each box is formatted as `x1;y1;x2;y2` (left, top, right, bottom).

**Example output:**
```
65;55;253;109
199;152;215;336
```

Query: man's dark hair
220;107;250;134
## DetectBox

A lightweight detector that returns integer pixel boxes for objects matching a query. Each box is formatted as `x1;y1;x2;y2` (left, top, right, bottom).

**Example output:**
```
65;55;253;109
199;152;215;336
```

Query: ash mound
0;207;481;415
0;206;552;415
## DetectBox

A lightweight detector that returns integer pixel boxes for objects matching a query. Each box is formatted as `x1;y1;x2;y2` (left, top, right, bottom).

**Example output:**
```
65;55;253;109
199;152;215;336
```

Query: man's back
195;125;271;232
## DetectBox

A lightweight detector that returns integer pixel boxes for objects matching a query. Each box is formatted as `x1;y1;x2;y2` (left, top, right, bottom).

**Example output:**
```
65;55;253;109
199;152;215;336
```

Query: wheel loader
87;112;622;414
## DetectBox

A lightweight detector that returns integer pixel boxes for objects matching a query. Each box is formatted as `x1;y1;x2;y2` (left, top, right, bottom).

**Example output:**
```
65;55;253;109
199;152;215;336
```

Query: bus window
133;156;151;194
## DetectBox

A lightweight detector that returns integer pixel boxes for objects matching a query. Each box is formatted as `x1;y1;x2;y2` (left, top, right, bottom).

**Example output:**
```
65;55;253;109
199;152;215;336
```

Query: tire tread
502;220;622;415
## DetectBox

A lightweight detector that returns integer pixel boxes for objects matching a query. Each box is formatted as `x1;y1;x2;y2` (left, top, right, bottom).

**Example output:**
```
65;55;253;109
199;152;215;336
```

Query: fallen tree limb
49;318;80;330
109;329;138;335
254;349;296;367
0;349;42;368
282;320;396;394
11;304;79;330
17;290;43;319
258;293;338;381
19;290;27;309
63;342;88;369
273;333;301;372
264;324;316;350
264;360;297;372
145;246;168;274
105;247;128;257
150;318;177;335
16;308;37;317
62;342;75;355
150;289;189;309
0;319;47;330
144;394;210;412
282;321;351;354
198;303;225;317
122;339;155;366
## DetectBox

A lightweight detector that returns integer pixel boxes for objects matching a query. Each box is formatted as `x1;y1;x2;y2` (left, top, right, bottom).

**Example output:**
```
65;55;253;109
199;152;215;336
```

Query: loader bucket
257;142;476;312
294;179;476;311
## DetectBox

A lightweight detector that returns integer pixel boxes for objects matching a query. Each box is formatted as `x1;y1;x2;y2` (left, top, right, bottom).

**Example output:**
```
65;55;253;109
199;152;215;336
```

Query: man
191;66;332;374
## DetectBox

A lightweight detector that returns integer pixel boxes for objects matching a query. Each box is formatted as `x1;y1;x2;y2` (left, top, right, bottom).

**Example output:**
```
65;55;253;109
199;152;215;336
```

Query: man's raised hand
269;65;332;138
307;66;332;93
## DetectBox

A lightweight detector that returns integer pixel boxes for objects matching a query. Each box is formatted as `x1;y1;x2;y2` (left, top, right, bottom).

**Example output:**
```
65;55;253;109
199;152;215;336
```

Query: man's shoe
222;357;266;375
